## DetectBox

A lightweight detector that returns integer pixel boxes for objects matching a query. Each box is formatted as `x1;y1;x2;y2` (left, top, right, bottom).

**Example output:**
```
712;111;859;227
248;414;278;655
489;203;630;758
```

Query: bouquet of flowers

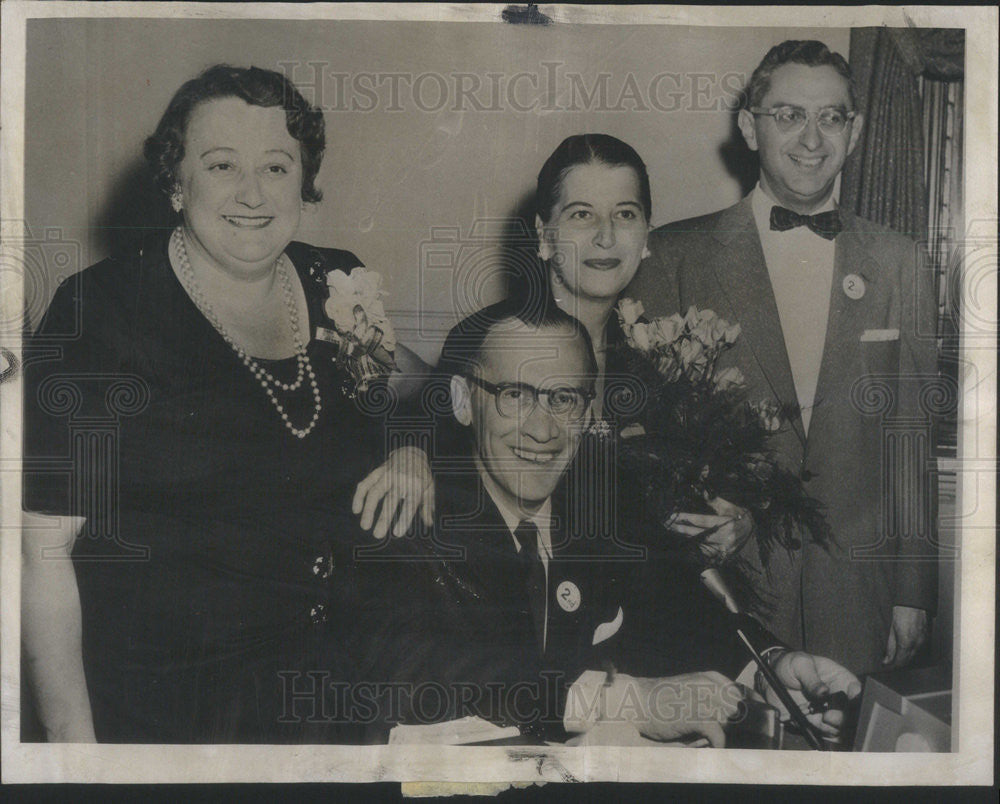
611;299;831;607
316;266;398;397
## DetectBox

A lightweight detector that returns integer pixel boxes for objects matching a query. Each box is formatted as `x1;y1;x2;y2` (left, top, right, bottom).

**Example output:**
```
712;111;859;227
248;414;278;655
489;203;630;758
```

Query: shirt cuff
736;643;786;691
564;670;645;734
735;661;757;689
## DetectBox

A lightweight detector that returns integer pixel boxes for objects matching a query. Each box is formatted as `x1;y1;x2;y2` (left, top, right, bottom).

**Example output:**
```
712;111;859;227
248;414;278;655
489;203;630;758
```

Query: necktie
769;205;842;240
514;520;546;652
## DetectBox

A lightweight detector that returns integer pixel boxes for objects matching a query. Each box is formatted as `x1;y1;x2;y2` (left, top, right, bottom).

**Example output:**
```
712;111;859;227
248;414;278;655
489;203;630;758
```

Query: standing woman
516;135;768;678
22;65;428;743
527;134;752;561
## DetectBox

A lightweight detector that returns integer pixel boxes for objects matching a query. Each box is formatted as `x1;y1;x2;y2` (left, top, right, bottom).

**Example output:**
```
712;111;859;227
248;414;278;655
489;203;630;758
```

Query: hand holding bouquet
611;299;831;608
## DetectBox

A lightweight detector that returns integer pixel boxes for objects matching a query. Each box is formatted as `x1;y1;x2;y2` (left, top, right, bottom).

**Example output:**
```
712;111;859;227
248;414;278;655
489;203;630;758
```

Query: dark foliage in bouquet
609;299;832;613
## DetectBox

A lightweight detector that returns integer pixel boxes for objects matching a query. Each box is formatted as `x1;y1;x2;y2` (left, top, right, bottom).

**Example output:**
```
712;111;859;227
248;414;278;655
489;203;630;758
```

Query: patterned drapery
842;27;965;666
921;73;964;459
841;27;929;239
842;26;964;246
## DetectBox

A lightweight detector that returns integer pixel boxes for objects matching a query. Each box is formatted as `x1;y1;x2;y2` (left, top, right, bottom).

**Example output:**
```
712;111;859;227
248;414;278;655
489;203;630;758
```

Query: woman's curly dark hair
143;64;325;203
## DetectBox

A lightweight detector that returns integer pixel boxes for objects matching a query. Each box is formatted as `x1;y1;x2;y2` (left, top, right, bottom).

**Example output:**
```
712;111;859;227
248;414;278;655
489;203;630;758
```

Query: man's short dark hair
438;297;598;383
744;40;857;110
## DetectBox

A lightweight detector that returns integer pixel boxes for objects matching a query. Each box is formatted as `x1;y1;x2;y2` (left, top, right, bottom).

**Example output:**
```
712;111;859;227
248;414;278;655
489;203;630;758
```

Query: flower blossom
630;321;652;352
713;366;746;392
751;399;784;432
649;314;684;347
325;267;396;353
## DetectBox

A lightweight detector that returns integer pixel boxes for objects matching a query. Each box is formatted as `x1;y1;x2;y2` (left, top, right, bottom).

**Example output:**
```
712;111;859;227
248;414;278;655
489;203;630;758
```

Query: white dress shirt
750;186;838;436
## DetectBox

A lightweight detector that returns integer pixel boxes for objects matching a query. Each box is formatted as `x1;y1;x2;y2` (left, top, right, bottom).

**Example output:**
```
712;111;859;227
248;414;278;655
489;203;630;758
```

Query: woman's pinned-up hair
535;133;652;224
143;64;326;203
508;132;652;309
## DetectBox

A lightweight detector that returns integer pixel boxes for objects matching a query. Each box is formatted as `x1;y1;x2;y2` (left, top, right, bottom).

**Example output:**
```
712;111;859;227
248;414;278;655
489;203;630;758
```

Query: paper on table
565;722;689;747
388;716;521;745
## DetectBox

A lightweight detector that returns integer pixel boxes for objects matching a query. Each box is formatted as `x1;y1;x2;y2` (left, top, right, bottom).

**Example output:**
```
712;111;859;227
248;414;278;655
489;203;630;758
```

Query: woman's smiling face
538;162;649;304
176;97;304;277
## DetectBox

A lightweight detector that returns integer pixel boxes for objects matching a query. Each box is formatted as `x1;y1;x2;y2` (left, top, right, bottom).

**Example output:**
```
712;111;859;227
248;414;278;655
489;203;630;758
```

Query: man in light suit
627;40;938;677
360;298;860;746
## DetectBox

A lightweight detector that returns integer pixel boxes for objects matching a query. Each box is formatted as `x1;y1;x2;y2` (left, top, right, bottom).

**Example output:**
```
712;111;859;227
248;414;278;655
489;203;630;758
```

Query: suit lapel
545;487;619;660
808;214;880;452
438;472;524;602
463;476;546;650
707;199;807;447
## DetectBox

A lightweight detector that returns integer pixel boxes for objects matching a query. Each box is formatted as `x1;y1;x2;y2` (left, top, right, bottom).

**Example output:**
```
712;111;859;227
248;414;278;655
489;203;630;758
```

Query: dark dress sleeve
23;264;132;515
614;554;780;680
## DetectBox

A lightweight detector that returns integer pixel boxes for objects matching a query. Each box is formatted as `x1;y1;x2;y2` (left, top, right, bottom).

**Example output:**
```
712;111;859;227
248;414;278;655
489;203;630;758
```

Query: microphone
700;567;741;613
700;567;827;750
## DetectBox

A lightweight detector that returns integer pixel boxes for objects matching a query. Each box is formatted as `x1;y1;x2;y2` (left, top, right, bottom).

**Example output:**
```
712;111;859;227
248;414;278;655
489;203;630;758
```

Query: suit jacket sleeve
627;230;683;317
354;520;562;739
610;546;781;681
889;236;939;612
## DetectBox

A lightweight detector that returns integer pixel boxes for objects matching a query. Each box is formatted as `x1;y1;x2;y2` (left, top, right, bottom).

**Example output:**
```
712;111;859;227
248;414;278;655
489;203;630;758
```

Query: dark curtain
842;27;965;242
921;73;964;462
841;28;927;238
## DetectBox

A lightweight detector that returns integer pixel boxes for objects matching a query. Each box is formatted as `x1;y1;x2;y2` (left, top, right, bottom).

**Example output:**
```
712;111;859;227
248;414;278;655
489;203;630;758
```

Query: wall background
24;18;848;361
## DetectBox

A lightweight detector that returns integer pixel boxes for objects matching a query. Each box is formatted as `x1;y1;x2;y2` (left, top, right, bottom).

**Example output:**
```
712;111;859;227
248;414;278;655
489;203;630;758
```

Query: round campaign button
843;273;866;300
556;580;581;612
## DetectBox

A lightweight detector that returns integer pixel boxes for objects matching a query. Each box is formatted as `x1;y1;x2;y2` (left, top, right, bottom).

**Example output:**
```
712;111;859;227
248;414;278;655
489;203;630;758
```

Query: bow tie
769;206;842;240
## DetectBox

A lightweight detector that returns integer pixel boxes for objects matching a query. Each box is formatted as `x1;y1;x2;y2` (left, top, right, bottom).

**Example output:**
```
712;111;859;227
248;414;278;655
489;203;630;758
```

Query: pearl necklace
170;228;322;439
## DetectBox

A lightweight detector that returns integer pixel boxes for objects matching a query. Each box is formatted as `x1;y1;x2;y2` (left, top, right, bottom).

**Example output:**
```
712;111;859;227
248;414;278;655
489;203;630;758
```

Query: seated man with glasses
357;297;859;746
627;39;939;678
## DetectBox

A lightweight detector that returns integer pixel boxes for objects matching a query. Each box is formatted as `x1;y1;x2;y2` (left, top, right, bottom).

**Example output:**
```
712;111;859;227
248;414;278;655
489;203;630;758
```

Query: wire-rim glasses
749;105;857;135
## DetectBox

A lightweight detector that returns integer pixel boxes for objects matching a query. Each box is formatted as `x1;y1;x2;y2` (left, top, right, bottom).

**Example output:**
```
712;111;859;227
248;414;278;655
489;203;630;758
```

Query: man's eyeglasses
749;105;858;135
465;375;594;421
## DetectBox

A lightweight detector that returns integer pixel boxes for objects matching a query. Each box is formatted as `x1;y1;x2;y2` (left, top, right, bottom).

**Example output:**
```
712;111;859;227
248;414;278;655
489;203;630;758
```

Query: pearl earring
170;190;183;213
642;245;651;260
549;268;565;305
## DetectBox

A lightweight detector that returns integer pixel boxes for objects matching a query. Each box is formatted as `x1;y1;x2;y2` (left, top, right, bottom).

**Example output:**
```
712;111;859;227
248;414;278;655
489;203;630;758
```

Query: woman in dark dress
21;65;429;743
520;135;762;676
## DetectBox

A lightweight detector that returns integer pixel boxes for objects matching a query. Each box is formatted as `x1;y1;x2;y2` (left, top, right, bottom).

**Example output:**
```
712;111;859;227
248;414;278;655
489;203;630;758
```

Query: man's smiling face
738;63;863;213
461;321;592;514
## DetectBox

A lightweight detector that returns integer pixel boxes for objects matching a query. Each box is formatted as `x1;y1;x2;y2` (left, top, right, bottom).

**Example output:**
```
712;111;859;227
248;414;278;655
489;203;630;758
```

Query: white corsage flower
324;267;397;354
617;297;645;327
319;266;398;395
